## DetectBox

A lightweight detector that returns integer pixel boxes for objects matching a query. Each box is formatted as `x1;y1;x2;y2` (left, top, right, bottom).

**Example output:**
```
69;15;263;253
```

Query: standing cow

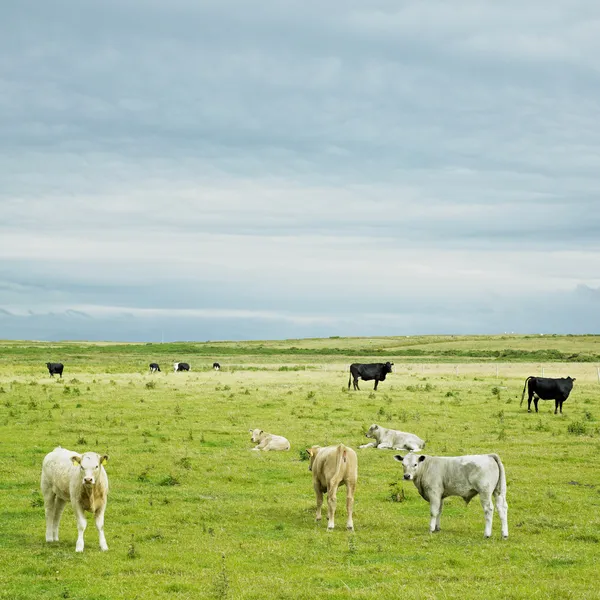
46;362;64;378
394;452;508;539
213;362;221;371
520;376;575;414
41;446;110;552
173;362;190;372
149;363;161;373
306;444;358;531
348;362;393;391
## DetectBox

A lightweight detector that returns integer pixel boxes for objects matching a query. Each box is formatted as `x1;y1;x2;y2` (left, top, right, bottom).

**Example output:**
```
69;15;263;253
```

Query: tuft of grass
159;475;180;487
567;421;587;436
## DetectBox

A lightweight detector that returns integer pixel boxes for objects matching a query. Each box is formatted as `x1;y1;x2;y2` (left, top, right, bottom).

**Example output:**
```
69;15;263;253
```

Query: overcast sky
1;0;599;342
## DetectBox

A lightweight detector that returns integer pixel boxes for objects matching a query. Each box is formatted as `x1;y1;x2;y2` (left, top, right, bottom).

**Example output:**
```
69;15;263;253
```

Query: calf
46;362;64;378
249;429;290;451
173;362;190;372
213;362;221;371
149;363;161;373
306;444;358;531
348;362;393;391
41;446;109;552
520;376;575;414
394;452;508;538
360;424;425;451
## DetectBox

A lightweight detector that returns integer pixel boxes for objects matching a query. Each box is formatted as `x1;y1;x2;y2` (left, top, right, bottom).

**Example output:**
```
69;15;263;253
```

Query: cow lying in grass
360;424;425;451
394;451;508;539
41;447;110;552
249;429;291;451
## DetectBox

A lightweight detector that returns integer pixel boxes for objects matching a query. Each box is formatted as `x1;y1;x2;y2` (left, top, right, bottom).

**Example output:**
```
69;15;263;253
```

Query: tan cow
306;444;358;531
41;446;109;552
249;429;290;451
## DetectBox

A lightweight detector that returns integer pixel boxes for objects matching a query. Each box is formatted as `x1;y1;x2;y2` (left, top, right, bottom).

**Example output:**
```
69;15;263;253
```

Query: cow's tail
332;444;348;486
490;454;507;499
348;371;352;390
520;376;533;407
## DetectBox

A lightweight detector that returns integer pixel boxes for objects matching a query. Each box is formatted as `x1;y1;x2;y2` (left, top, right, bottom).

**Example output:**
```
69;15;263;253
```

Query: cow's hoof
527;409;531;413
502;535;508;540
347;526;354;531
327;526;334;531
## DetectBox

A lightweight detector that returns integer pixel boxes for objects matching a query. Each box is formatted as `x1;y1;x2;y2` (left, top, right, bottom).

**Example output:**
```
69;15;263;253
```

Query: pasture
0;336;599;600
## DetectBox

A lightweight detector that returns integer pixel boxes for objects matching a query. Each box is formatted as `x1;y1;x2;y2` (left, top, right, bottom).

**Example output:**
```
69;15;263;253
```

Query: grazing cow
394;452;508;539
149;363;161;373
41;446;110;552
306;444;358;531
520;376;575;414
249;429;291;451
46;362;64;378
348;362;393;391
213;362;221;371
360;424;425;451
173;362;190;372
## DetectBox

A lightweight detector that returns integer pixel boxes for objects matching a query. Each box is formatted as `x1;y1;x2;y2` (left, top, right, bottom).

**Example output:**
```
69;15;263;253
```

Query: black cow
149;363;161;373
213;362;221;371
46;362;64;378
348;362;394;391
520;376;575;414
174;362;190;372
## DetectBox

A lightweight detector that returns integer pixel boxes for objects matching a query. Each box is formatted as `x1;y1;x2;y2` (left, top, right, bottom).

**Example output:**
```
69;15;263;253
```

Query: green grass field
1;336;599;599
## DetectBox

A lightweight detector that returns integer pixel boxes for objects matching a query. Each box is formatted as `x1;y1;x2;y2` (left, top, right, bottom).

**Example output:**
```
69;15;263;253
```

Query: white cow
394;452;508;538
249;429;291;451
360;424;425;451
307;444;358;531
41;446;110;552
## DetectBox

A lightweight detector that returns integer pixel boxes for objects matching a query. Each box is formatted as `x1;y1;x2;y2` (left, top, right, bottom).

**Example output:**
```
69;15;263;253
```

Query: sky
1;0;600;342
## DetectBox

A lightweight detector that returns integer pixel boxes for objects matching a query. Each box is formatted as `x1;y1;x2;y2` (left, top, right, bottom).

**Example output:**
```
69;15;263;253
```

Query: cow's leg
376;443;392;450
353;378;360;391
95;505;108;551
494;492;509;539
554;399;559;415
314;482;323;523
534;397;539;413
435;499;443;532
373;380;379;391
327;484;338;530
52;497;67;542
73;502;87;552
480;493;494;538
44;492;57;542
559;400;564;414
359;442;377;448
346;482;355;531
429;495;442;533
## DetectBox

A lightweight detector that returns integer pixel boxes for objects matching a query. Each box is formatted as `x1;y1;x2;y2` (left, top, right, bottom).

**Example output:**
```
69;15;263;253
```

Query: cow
360;424;425;451
249;429;291;451
306;444;358;531
41;446;110;552
348;362;393;391
394;452;508;539
46;362;64;378
213;362;221;371
149;363;161;373
520;376;575;414
173;362;190;372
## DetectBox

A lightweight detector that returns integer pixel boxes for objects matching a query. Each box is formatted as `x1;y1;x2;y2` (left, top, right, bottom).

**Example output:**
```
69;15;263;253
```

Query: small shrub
145;381;157;390
213;553;229;600
299;449;309;462
30;491;44;508
51;402;59;409
567;421;587;436
138;468;151;483
491;386;501;396
306;390;315;400
389;481;406;503
127;535;138;559
178;457;192;470
76;435;87;445
159;475;180;486
584;411;594;422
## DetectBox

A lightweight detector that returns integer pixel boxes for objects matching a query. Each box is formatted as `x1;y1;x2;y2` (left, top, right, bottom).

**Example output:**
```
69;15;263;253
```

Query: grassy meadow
0;335;599;600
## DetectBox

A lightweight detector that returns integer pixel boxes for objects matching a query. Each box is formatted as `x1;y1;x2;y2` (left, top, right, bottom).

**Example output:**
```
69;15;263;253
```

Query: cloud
1;0;600;339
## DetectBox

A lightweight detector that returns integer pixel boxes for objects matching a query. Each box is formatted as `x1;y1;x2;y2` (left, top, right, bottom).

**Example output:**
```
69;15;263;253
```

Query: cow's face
306;446;321;471
250;429;263;443
394;452;425;480
365;424;379;439
385;362;394;374
71;452;108;487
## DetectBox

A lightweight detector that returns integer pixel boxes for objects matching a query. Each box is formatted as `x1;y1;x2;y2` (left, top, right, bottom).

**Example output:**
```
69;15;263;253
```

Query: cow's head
394;452;425;481
71;452;108;487
385;362;394;374
306;446;321;471
365;424;379;438
250;429;264;443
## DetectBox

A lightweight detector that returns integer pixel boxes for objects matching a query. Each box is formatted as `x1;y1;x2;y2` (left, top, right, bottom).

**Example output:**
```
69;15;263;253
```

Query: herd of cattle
39;361;577;552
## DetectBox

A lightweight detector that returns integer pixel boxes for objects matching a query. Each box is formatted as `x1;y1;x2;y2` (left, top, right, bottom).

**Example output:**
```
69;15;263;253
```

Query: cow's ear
100;455;108;465
259;430;264;435
71;455;82;466
306;448;314;457
393;454;403;462
418;455;426;463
